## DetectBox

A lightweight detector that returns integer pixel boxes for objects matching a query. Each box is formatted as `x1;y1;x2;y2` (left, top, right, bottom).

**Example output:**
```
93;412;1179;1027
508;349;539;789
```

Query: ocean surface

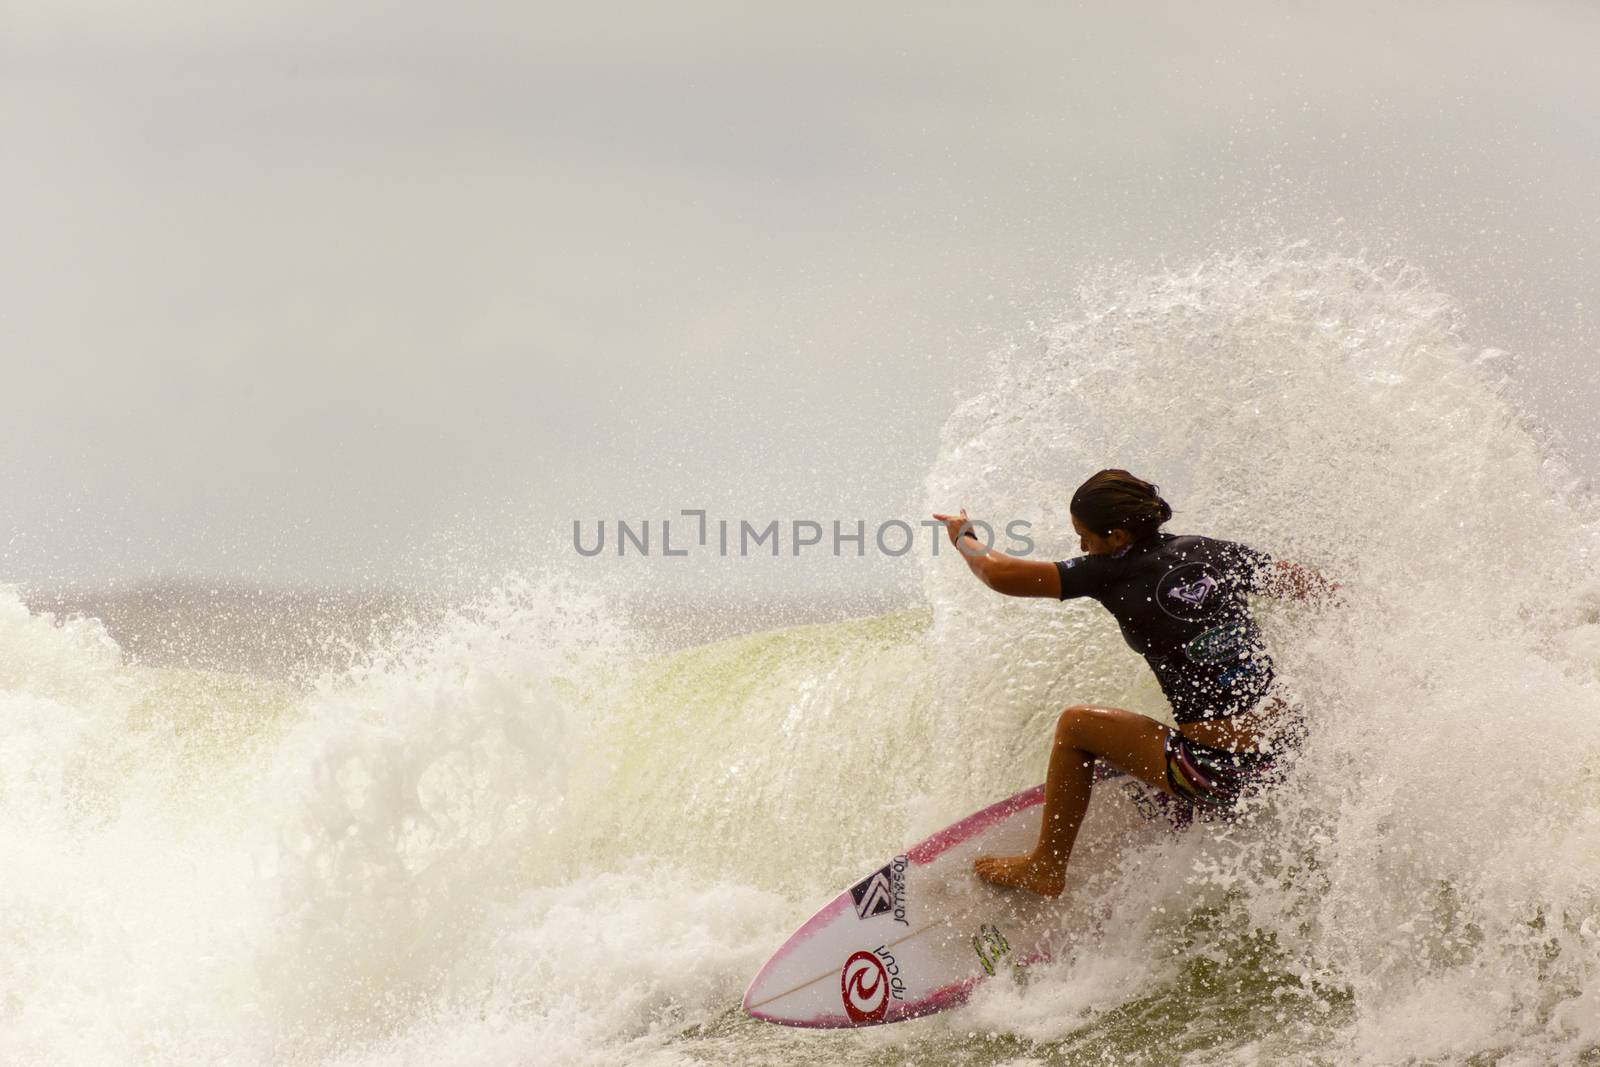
6;248;1600;1066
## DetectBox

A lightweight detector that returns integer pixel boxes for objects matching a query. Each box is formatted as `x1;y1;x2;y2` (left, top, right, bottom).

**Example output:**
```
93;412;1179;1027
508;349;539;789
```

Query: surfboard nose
740;948;829;1028
740;782;1146;1030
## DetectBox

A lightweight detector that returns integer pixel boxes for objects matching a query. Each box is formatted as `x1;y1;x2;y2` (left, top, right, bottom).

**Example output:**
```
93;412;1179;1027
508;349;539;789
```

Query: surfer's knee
1054;704;1098;746
1055;704;1141;753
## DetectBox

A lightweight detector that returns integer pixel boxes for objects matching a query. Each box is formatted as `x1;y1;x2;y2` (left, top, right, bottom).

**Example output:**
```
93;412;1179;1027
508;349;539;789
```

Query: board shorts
1162;731;1278;809
1093;727;1293;832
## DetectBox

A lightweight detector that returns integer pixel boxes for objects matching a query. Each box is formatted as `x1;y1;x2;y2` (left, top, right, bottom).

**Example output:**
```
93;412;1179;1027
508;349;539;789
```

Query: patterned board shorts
1094;730;1286;831
1162;730;1279;806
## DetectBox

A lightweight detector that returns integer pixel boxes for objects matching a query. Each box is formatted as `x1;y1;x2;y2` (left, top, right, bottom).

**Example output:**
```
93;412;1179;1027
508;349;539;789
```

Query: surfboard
742;780;1165;1027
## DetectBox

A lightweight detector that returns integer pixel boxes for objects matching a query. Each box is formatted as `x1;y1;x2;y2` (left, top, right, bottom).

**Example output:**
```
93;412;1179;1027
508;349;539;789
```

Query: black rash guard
1054;532;1275;724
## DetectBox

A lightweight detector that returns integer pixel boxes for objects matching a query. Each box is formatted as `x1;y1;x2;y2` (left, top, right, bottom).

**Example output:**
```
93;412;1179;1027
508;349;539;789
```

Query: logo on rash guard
1184;625;1247;665
1156;561;1222;622
840;950;891;1022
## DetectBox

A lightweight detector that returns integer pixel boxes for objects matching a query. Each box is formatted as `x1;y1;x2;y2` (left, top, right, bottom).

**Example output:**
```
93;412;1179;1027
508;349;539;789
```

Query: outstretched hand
930;508;971;547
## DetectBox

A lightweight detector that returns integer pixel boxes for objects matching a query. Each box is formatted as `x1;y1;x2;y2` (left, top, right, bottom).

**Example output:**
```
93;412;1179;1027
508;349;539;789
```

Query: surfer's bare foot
973;853;1066;897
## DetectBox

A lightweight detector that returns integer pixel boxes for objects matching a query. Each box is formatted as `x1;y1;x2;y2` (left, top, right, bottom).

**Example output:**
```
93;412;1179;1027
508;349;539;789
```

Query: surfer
932;470;1336;897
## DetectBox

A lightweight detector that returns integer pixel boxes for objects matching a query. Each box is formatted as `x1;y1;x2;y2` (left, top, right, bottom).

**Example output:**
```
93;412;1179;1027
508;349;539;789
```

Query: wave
3;246;1598;1065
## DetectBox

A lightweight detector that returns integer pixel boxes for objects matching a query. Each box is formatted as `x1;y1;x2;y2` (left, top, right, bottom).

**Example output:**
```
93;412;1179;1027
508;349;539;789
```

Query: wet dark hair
1070;469;1172;541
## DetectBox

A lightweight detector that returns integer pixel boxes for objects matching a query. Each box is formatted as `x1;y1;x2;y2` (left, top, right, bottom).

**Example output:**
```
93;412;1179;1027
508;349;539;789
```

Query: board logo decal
972;923;1012;977
849;855;910;924
850;868;893;919
840;950;890;1023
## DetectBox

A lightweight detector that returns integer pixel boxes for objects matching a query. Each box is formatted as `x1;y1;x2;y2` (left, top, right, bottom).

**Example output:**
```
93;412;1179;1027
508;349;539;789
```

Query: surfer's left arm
931;509;1062;598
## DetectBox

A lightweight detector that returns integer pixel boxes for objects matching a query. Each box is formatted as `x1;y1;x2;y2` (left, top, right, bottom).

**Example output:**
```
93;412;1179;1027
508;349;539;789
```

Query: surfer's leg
974;704;1171;897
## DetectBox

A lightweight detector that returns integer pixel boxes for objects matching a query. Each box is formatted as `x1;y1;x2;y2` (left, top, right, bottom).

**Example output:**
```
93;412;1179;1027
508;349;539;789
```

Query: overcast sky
4;2;1596;594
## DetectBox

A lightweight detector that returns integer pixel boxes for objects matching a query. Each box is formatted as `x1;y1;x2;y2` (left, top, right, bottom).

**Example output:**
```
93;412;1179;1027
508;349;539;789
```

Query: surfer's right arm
931;510;1064;598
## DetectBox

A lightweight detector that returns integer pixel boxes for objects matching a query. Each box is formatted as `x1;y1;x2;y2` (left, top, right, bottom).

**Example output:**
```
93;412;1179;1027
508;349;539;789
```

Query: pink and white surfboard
742;782;1163;1027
